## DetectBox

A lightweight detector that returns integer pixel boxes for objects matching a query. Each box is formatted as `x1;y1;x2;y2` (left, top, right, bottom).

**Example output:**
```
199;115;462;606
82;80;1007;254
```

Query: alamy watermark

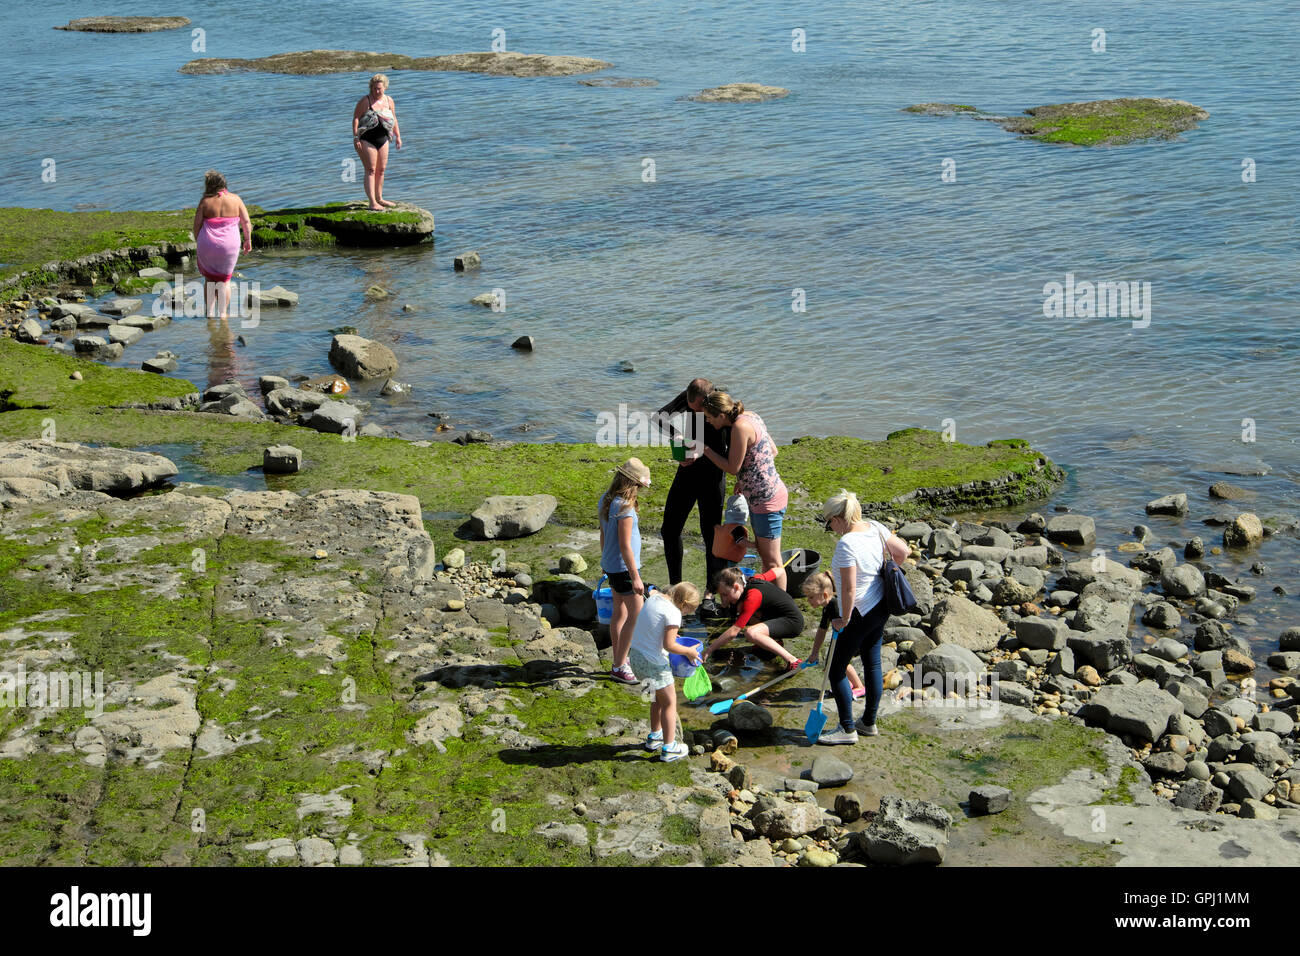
0;664;105;717
1042;272;1151;328
595;404;705;449
151;272;262;328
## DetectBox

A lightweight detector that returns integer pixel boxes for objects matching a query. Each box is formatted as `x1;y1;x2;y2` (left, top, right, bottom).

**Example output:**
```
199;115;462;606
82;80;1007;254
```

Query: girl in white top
818;489;910;746
628;582;701;762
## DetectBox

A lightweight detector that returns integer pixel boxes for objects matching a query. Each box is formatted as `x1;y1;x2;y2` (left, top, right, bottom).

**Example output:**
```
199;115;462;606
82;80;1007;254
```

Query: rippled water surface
3;0;1298;667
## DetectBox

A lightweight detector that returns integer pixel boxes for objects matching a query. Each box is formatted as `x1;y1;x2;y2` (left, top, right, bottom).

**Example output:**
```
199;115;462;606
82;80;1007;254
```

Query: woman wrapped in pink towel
192;170;252;320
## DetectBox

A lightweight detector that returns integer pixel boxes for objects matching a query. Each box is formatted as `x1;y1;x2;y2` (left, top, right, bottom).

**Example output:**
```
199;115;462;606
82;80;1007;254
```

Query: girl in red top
702;566;803;670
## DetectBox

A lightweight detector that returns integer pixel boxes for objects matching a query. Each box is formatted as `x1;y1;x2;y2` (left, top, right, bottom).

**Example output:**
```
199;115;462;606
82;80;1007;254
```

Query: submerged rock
905;97;1209;147
57;16;190;32
690;82;789;103
180;49;612;77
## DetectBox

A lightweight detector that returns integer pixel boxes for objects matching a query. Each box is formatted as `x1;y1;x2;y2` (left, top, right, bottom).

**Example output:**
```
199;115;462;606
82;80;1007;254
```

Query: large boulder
917;644;985;694
1059;557;1143;591
329;334;399;379
1078;682;1183;742
467;495;557;539
929;594;1003;651
858;795;951;865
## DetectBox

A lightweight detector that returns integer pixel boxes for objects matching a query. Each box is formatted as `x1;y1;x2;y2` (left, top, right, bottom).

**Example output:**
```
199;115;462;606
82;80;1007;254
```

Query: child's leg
649;693;663;735
848;664;864;690
656;685;677;745
613;592;642;668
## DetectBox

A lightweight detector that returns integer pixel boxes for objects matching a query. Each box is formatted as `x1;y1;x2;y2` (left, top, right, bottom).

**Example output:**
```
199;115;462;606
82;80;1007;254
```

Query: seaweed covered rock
181;49;611;77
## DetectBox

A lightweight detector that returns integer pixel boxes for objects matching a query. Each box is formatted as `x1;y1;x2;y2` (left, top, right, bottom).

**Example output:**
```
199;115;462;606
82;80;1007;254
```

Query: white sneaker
817;728;858;746
660;741;689;762
645;731;663;752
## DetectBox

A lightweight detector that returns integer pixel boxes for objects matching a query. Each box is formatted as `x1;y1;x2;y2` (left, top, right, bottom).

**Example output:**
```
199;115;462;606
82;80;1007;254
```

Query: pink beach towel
196;216;241;282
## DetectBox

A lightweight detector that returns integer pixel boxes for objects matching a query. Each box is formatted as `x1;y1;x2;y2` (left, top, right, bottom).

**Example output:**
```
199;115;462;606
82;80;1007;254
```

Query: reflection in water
204;316;243;391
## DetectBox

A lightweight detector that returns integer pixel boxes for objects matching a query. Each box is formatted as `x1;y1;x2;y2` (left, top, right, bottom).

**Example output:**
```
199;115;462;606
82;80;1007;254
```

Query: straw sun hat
616;457;652;486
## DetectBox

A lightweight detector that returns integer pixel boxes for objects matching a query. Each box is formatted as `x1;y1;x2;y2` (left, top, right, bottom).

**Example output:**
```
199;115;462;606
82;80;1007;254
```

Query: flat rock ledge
0;440;178;504
254;201;434;247
903;97;1209;146
690;83;790;103
56;16;190;32
180;49;612;77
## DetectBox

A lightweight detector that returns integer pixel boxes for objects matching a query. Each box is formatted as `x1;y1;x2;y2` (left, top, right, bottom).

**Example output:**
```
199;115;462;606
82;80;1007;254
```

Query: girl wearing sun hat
599;457;653;684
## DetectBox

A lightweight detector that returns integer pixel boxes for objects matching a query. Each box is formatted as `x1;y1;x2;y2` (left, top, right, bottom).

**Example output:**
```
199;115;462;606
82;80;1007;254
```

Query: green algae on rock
903;97;1209;146
689;83;790;103
55;16;190;32
180;49;612;77
0;202;433;302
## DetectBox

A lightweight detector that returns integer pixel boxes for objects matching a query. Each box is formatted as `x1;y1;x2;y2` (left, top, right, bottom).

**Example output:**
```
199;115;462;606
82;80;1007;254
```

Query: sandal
852;686;866;699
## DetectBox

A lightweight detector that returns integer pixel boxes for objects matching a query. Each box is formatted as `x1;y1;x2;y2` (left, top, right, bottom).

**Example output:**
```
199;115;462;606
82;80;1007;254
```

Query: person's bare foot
367;204;384;211
378;198;397;207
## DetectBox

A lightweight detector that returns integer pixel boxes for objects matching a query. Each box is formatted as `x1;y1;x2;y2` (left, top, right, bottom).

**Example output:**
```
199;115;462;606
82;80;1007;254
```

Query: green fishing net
683;664;712;701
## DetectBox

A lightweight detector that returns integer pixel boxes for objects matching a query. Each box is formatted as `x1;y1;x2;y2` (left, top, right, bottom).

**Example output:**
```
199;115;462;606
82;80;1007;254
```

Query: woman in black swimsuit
352;73;403;211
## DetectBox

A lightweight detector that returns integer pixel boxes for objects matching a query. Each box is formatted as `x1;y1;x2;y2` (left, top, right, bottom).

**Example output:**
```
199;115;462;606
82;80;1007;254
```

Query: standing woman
192;170;252;320
699;391;790;592
352;73;402;211
598;458;653;685
817;489;910;745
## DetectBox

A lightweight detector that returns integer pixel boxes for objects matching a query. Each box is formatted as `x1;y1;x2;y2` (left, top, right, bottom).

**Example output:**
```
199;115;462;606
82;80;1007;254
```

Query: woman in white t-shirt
817;489;910;745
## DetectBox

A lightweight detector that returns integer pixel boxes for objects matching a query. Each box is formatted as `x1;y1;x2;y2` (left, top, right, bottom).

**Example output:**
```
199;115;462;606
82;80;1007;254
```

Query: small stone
365;285;390;300
313;549;328;560
511;335;534;351
70;370;83;380
558;552;587;574
799;847;838;867
618;360;635;373
445;599;465;611
1223;513;1264;549
833;792;862;823
453;252;482;271
810;756;853;787
710;751;736;774
969;785;1012;815
443;548;466;569
262;444;302;474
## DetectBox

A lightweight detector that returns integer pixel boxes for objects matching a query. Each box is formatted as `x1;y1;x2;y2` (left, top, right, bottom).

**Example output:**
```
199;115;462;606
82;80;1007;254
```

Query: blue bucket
594;576;613;625
669;637;703;679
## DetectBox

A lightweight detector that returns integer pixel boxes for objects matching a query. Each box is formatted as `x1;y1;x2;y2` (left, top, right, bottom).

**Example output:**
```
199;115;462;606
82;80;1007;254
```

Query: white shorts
629;649;674;691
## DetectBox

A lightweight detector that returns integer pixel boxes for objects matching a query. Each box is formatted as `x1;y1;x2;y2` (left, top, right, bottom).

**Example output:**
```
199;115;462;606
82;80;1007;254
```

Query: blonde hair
202;169;227;197
703;390;744;423
665;581;700;611
600;471;643;522
712;567;746;592
822;488;863;526
369;73;389;91
801;571;834;600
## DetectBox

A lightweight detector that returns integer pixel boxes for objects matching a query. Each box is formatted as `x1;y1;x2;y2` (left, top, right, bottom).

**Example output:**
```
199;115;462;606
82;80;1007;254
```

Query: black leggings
660;466;725;586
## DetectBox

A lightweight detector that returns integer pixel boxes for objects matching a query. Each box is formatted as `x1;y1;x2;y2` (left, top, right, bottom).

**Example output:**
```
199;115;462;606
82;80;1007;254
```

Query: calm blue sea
2;0;1297;658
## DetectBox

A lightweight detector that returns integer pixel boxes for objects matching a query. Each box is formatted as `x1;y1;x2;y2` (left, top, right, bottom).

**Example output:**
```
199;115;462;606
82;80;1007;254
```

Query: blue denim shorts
751;508;785;540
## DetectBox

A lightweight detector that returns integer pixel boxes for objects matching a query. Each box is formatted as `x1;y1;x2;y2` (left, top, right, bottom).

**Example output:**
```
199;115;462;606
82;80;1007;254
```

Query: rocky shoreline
0;423;1296;865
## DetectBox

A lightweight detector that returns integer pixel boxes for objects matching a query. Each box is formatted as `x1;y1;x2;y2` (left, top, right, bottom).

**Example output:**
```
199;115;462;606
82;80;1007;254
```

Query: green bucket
670;440;687;462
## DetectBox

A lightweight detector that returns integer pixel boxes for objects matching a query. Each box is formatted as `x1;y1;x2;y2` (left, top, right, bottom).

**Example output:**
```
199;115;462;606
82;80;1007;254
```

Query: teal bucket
594;576;613;625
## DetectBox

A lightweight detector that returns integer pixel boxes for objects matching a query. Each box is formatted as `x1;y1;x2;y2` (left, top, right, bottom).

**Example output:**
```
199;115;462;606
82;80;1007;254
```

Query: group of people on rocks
597;377;910;754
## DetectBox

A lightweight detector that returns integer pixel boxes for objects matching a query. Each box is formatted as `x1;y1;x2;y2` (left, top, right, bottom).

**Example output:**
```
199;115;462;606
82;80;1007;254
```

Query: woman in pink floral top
700;391;790;592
